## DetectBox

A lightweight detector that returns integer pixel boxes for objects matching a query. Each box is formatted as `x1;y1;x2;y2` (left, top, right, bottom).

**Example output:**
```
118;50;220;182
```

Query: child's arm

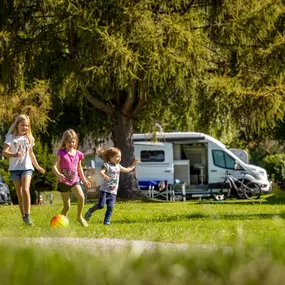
120;158;140;173
78;160;91;188
100;167;110;181
52;155;66;182
2;144;23;158
29;148;45;173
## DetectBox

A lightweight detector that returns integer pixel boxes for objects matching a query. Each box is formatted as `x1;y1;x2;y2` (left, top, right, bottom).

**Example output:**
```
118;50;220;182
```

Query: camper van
133;132;272;199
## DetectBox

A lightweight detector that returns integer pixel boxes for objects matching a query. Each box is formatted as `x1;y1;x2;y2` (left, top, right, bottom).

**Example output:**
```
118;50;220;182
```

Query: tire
221;181;231;198
244;182;261;200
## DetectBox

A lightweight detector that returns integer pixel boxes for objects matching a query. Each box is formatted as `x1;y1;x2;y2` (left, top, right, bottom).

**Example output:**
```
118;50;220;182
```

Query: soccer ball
50;215;69;228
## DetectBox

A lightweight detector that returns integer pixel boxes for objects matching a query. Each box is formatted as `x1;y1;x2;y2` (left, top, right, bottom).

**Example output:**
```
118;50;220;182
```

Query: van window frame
212;150;236;169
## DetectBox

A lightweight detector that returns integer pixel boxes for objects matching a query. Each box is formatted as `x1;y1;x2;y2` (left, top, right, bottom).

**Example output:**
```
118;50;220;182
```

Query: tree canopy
1;0;285;196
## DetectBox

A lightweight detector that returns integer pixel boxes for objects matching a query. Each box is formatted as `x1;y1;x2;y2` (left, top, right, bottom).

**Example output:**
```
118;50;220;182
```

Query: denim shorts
10;169;33;181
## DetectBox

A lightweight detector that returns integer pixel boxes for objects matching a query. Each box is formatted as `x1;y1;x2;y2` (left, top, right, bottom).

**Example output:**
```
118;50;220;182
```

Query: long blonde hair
98;147;121;162
59;129;78;150
6;114;34;144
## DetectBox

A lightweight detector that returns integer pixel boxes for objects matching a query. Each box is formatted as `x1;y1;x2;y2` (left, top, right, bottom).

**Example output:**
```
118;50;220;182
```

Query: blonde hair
59;129;78;150
98;147;121;162
6;114;34;144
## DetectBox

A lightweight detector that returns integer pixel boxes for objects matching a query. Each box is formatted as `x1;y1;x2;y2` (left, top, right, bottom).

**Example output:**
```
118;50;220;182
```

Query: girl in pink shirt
52;129;91;227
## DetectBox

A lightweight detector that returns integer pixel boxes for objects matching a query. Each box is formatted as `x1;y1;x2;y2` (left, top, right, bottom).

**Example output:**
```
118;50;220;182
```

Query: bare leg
60;192;70;216
13;179;24;217
71;184;85;219
21;174;32;215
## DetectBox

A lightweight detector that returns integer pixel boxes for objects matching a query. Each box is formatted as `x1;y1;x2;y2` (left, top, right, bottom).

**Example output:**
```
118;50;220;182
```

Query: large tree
2;0;211;197
1;0;285;197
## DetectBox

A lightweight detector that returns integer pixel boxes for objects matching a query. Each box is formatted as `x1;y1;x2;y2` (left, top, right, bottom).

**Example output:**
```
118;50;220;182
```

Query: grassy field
1;189;285;246
2;189;285;284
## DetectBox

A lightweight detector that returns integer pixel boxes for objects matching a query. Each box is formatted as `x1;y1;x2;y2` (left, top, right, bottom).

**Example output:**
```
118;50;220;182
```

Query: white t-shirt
100;162;122;195
4;134;35;171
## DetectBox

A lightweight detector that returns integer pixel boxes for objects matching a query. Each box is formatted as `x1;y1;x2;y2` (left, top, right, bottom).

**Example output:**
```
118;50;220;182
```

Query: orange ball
50;215;69;228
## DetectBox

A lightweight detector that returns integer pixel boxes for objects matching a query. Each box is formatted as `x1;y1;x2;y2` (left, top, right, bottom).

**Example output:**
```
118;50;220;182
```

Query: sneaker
24;217;34;226
77;217;88;227
84;210;92;221
104;221;110;225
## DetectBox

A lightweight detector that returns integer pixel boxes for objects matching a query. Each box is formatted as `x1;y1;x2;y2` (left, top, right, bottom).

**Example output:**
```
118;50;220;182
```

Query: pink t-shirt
57;149;84;186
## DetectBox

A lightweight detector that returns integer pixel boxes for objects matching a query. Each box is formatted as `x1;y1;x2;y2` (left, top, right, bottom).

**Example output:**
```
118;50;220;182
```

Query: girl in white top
3;114;45;226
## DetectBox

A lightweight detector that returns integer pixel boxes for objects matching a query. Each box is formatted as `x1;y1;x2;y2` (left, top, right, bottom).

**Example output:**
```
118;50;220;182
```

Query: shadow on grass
114;211;285;224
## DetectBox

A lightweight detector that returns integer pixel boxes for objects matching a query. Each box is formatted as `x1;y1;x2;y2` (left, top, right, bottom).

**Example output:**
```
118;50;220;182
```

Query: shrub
262;154;285;188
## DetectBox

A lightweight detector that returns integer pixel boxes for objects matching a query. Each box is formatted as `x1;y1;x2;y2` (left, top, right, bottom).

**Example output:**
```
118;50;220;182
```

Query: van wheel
213;194;225;201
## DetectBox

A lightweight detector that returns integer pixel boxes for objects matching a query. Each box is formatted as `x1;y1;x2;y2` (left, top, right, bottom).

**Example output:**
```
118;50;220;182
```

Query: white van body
133;132;272;197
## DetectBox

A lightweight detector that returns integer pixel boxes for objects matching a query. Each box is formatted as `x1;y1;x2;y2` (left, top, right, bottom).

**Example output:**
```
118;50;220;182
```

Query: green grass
2;242;285;285
1;189;285;247
2;189;285;284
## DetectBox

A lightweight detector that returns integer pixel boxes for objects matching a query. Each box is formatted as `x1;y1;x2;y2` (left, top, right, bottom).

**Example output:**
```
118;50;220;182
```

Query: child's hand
57;173;66;183
132;158;140;168
104;175;110;181
15;145;24;158
37;166;45;174
84;180;92;189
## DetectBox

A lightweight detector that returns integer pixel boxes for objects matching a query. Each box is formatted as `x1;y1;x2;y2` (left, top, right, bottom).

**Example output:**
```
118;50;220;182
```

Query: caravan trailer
133;132;272;199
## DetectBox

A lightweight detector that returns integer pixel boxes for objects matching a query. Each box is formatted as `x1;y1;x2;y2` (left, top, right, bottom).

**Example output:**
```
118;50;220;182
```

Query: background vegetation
1;0;285;194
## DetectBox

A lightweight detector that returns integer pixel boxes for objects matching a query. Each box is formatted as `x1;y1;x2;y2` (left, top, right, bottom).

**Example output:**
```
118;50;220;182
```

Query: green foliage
0;158;13;190
263;154;285;185
2;0;285;198
32;138;57;192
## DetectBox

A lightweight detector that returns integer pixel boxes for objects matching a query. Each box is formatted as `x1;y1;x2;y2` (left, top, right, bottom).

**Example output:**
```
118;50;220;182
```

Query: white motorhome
133;132;272;199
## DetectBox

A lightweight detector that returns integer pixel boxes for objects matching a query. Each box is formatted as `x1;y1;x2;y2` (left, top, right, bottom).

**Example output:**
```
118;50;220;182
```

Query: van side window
212;150;235;169
141;151;165;162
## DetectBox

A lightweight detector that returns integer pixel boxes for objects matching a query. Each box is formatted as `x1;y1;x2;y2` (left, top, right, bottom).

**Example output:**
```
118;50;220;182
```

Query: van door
208;142;245;185
134;142;174;184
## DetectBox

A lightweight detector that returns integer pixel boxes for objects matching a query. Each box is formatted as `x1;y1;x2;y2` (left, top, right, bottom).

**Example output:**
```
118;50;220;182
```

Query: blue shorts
10;169;33;181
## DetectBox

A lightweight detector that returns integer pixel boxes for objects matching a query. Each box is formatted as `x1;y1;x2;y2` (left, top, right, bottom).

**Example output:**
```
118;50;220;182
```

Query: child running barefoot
84;147;139;225
2;114;45;226
52;129;91;227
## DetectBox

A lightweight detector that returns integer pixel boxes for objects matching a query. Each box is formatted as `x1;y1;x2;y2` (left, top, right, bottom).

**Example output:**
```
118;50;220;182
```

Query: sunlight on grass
2;190;285;284
1;190;285;247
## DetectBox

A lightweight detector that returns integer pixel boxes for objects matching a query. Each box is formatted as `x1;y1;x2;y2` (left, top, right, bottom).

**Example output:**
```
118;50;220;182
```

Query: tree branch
82;88;115;116
132;80;147;116
122;79;136;116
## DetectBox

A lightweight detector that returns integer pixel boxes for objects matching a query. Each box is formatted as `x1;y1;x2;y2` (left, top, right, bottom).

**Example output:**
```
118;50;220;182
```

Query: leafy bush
262;154;285;188
31;141;57;193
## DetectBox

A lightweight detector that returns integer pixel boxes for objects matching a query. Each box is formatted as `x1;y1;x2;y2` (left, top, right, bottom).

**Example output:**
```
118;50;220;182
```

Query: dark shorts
57;182;80;193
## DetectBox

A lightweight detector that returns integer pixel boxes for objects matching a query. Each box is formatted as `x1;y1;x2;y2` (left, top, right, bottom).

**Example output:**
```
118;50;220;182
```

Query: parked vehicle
0;174;11;205
133;132;272;199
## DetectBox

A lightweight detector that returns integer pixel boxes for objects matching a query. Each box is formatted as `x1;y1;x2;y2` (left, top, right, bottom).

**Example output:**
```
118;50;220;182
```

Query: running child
52;129;91;227
84;147;139;225
2;114;45;226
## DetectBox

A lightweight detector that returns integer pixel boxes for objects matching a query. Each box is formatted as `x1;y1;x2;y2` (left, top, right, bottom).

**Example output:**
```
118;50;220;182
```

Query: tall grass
1;241;285;285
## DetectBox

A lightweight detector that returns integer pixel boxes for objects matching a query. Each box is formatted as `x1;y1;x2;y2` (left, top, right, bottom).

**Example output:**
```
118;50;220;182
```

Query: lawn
1;189;285;247
2;189;285;285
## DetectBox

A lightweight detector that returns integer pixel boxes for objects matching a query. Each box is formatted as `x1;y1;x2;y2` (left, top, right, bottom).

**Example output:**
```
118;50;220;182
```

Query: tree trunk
112;111;140;198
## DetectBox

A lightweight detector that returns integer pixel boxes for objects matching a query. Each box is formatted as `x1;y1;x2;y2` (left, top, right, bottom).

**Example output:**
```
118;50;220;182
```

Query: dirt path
0;237;217;253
